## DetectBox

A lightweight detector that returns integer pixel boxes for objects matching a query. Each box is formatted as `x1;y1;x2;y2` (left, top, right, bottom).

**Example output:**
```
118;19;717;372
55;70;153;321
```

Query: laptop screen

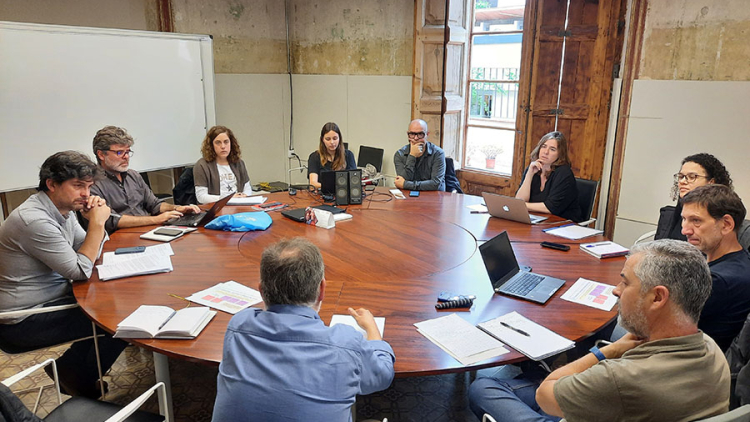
479;231;521;287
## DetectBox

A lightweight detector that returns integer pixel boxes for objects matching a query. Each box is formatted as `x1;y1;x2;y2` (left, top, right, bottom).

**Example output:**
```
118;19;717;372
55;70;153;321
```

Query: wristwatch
590;345;606;361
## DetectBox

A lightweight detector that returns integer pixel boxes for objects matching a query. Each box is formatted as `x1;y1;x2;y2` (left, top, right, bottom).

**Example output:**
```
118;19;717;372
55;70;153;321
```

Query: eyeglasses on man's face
407;131;426;139
673;172;707;183
106;149;134;158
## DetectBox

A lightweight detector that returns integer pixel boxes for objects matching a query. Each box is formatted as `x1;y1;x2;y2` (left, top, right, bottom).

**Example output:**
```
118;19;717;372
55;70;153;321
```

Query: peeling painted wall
289;0;413;75
639;0;750;81
0;0;153;30
171;0;289;74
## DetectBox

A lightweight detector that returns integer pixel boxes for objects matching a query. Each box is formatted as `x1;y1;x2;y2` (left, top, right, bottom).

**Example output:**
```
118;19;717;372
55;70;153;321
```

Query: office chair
1;358;168;422
171;167;196;206
575;178;599;226
139;172;172;201
698;405;750;422
482;414;497;422
445;157;463;194
0;305;105;400
739;220;750;252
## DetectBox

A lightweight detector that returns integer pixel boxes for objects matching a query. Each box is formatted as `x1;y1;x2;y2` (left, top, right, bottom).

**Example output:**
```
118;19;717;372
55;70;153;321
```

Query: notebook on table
479;231;566;304
165;193;232;227
482;192;548;224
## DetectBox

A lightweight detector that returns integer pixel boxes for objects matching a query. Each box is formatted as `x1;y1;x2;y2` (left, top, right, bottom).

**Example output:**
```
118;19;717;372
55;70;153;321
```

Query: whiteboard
0;21;216;192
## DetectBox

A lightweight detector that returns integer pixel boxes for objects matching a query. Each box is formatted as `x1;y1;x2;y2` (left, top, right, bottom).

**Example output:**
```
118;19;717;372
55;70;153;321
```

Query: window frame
458;0;537;194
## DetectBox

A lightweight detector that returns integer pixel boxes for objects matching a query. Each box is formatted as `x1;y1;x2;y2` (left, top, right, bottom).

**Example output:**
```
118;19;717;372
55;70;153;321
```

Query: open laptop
482;192;548;224
165;193;233;227
479;231;566;304
281;204;345;222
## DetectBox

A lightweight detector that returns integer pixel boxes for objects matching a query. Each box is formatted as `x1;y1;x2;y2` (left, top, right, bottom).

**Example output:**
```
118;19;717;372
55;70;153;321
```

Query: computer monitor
357;146;384;172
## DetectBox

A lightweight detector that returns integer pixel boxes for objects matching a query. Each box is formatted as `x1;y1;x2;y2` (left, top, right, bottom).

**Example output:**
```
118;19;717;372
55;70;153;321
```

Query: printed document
187;280;262;314
330;314;385;338
415;313;509;366
101;243;174;265
561;278;618;311
96;254;173;281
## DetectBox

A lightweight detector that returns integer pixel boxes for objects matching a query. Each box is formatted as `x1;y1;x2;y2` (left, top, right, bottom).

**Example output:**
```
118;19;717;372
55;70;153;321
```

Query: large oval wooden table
73;188;623;417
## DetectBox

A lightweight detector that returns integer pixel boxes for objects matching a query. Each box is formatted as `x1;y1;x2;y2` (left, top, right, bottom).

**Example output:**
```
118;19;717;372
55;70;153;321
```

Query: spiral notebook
477;311;575;361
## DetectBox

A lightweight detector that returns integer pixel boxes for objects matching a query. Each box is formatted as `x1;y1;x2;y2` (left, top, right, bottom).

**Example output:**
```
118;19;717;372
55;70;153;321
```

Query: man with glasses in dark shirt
90;126;200;233
393;119;446;191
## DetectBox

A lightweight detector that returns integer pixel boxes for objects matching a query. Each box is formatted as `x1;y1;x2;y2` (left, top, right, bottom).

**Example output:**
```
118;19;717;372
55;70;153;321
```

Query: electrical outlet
287;149;296;158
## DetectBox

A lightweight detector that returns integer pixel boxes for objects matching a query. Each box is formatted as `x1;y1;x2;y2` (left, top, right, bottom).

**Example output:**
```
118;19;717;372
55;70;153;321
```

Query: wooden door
412;0;470;161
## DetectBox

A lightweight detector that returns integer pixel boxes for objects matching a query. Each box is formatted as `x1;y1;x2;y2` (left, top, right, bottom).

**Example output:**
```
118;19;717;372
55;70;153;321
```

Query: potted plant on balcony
479;144;503;169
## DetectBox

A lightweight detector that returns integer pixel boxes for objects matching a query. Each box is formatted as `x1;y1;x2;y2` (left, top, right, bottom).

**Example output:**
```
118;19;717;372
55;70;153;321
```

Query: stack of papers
97;251;173;281
560;278;618;311
114;305;216;339
579;241;629;258
101;243;174;265
543;224;603;240
186;280;262;314
477;311;575;361
330;314;385;338
227;196;267;206
415;314;509;366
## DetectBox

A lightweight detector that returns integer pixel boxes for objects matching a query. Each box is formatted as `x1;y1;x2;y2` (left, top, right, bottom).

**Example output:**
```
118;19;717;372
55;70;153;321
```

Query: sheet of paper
467;204;488;212
102;243;174;265
560;278;618;311
543;224;603;240
477;312;574;361
414;313;509;366
228;196;266;205
330;314;385;338
96;254;173;281
186;280;262;314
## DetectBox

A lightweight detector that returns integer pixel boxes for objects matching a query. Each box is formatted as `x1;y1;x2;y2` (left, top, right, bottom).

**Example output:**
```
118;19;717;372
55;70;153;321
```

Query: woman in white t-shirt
193;126;252;204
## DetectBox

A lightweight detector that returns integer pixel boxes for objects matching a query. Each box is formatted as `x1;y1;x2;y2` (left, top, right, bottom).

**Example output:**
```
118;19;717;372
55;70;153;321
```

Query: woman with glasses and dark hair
655;153;733;240
193;126;252;204
515;131;582;222
308;122;357;189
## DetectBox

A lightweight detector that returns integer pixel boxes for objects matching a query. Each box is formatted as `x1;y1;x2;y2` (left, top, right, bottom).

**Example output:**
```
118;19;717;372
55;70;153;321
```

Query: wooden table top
73;188;622;377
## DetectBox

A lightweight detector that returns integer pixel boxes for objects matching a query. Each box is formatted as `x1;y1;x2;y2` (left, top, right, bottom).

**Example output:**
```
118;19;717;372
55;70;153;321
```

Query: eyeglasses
673;173;707;183
407;131;426;139
106;149;134;157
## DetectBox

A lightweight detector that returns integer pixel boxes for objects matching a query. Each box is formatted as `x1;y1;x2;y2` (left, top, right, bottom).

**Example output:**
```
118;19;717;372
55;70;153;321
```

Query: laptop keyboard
168;212;205;226
501;273;544;296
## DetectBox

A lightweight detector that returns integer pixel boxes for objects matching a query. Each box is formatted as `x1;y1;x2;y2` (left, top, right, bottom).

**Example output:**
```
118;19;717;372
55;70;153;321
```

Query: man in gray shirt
393;119;446;191
90;126;200;233
0;151;127;398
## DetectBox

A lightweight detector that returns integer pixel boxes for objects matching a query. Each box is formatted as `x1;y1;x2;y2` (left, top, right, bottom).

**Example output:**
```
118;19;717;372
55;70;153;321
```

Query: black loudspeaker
349;169;362;204
335;170;349;205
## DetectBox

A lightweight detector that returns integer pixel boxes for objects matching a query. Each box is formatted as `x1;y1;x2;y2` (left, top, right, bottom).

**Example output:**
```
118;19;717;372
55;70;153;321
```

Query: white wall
613;80;750;247
215;74;412;188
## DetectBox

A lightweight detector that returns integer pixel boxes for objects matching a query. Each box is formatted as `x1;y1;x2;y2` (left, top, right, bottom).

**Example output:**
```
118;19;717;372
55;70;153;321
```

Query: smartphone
259;201;282;209
154;228;183;237
540;241;570;251
114;246;146;255
409;191;420;197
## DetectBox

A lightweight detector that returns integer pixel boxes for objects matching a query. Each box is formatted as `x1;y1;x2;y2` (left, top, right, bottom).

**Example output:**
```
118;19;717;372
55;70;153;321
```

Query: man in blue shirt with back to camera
212;237;395;422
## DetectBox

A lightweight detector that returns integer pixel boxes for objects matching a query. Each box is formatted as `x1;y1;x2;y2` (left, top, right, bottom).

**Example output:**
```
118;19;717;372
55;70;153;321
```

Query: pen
470;211;488;214
500;321;530;337
157;311;177;331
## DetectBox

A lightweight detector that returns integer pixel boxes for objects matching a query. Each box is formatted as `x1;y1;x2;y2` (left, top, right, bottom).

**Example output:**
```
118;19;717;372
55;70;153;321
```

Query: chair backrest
575;178;599;221
172;167;196;206
444;157;463;194
739;220;750;252
357;146;384;173
698;405;750;422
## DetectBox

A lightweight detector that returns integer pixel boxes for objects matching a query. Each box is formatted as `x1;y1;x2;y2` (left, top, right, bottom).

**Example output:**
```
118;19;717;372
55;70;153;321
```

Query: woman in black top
307;122;357;189
654;153;733;240
515;131;582;222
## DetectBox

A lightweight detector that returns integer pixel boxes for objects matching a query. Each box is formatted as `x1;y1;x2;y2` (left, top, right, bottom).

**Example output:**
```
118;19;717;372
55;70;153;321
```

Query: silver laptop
479;231;565;304
482;192;548;224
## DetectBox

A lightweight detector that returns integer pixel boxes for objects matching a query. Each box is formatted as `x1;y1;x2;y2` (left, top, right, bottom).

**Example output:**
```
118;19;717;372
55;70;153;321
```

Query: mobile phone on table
259;201;282;209
114;246;146;255
153;228;183;237
540;241;570;251
409;191;420;197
